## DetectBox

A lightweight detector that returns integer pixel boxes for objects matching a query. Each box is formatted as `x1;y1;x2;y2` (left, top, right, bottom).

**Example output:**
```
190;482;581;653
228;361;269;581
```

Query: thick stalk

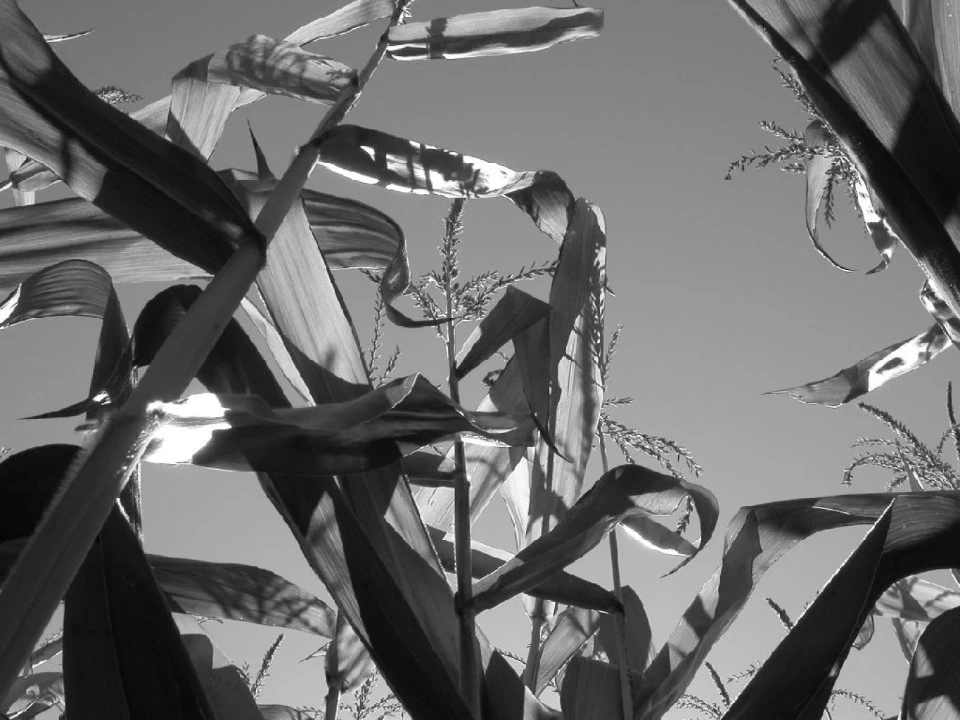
325;684;342;720
523;442;555;691
0;8;406;697
598;430;634;720
444;268;480;717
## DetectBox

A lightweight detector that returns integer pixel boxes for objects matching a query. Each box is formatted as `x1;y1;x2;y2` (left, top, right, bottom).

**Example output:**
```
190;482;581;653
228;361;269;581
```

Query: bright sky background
3;0;954;716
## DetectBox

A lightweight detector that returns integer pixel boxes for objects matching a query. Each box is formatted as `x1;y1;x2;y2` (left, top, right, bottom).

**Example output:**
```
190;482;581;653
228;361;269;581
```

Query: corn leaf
1;673;63;716
140;379;535;475
180;36;355;104
42;28;92;43
901;606;960;719
802;120;854;273
284;0;395;44
876;575;960;623
428;526;619;613
316;124;576;242
466;465;718;614
560;656;625;720
386;6;603;61
151;557;336;638
133;282;552;718
768;323;950;406
325;612;376;694
455;286;550;379
719;493;960;720
852;171;900;275
634;492;960;720
3;148;33;205
0;0;262;274
168;36;354;158
524;199;606;583
732;0;960;324
620;515;697;558
596;586;655;675
906;0;960;121
536;606;601;695
174;614;262;720
0;259;114;328
853;612;875;651
414;359;531;529
259;707;315;720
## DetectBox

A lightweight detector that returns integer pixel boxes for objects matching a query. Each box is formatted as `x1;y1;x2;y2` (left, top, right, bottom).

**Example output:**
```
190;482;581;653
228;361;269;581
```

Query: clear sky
2;0;952;715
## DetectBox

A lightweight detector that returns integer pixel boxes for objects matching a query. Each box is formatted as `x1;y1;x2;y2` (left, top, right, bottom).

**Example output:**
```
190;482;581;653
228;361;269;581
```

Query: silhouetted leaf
901;606;960;719
386;6;603;60
0;0;262;275
467;465;718;614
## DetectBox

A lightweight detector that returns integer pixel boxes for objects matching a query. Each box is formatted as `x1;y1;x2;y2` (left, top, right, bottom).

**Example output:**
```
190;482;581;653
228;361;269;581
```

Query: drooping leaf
853;612;875;651
901;606;960;719
802;120;854;273
732;0;960;324
852;171;900;274
140;377;535;475
428;526;619;613
633;492;960;720
0;0;263;275
455;286;549;379
894;618;925;663
875;575;960;623
315;124;576;242
466;464;718;614
597;586;655;676
768;324;950;407
522;199;606;616
619;515;697;558
536;605;601;695
0;259;113;328
920;279;960;347
386;6;603;60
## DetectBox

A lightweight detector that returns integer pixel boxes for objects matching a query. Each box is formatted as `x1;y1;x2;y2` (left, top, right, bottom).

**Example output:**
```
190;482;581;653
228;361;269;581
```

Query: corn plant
4;0;960;719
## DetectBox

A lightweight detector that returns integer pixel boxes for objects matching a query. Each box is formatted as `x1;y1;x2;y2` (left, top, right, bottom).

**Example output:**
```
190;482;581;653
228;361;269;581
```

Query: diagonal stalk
598;428;634;720
0;3;409;697
442;242;481;718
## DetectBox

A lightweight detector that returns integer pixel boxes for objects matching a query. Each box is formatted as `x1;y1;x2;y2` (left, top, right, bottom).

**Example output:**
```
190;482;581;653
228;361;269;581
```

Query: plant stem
599;429;634;720
522;615;545;690
325;681;343;720
443;248;481;718
0;9;405;697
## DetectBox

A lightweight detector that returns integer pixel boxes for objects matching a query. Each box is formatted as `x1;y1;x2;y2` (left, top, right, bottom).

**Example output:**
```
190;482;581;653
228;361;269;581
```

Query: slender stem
522;616;544;690
0;9;404;698
599;429;634;720
444;261;480;718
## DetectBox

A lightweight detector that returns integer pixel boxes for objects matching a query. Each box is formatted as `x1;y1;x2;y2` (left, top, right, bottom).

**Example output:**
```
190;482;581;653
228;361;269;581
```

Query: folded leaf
0;259;113;328
315;124;576;242
466;464;718;614
536;605;601;695
802;120;854;272
732;0;960;325
429;526;619;613
902;606;960;719
620;515;697;558
852;171;899;275
768;324;950;407
0;0;262;275
141;377;535;475
386;6;603;60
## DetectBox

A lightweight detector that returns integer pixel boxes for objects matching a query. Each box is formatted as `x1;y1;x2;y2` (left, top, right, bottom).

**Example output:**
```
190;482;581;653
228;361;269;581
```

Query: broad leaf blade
0;259;113;328
467;465;718;614
285;0;395;44
0;0;262;274
386;7;603;60
560;657;624;720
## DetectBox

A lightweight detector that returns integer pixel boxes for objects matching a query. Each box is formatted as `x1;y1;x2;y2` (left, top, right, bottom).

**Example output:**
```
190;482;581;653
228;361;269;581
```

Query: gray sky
3;0;950;714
